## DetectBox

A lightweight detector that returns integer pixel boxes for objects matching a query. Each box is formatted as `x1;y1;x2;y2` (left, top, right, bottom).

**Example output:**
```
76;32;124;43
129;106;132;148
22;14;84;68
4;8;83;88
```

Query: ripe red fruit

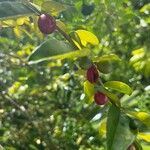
86;65;99;83
94;92;108;105
38;14;56;34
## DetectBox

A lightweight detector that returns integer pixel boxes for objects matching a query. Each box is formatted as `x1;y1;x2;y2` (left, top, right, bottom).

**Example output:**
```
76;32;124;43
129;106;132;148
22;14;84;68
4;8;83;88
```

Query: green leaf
92;54;121;62
140;3;150;13
83;80;95;104
28;38;74;61
142;144;150;150
127;111;150;127
41;0;70;16
0;1;38;20
107;105;135;150
99;119;107;137
104;81;133;95
28;44;91;64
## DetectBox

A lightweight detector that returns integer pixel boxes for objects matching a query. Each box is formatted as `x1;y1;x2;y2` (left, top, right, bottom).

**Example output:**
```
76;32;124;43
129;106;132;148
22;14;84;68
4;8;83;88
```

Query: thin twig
56;25;79;50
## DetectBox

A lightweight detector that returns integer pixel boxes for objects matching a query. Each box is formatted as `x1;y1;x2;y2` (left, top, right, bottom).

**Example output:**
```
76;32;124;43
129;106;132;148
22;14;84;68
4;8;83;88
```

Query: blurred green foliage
0;0;150;149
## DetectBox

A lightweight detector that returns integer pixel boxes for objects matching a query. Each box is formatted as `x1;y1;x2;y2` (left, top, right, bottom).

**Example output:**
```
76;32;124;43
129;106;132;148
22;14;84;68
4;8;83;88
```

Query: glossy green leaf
107;105;135;150
28;46;91;64
0;1;38;20
104;81;133;95
28;38;74;61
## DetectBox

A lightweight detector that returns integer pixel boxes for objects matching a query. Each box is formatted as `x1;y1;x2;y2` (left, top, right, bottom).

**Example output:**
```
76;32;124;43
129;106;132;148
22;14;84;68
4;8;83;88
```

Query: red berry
86;65;99;83
38;14;56;34
94;92;108;105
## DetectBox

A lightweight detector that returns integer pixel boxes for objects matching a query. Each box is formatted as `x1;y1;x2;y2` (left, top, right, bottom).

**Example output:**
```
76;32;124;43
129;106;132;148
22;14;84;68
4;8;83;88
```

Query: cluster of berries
86;65;108;105
37;14;108;106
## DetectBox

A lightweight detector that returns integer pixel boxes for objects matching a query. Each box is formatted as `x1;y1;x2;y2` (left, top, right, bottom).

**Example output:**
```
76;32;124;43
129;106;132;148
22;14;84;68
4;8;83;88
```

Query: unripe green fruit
38;14;56;34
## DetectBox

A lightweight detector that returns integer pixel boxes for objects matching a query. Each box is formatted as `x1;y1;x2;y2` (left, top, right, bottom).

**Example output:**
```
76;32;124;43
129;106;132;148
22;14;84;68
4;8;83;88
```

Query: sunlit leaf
141;144;150;150
138;132;150;143
1;19;15;27
127;111;150;127
16;17;30;26
140;3;150;13
75;30;99;47
130;48;145;64
130;47;150;77
83;80;95;104
104;81;133;95
99;119;106;137
92;54;120;62
13;26;22;37
8;81;21;95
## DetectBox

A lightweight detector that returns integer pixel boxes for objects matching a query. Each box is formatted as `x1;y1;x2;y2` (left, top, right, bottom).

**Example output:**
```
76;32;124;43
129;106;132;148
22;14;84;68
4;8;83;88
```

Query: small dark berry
38;14;56;34
86;65;99;83
94;92;108;105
